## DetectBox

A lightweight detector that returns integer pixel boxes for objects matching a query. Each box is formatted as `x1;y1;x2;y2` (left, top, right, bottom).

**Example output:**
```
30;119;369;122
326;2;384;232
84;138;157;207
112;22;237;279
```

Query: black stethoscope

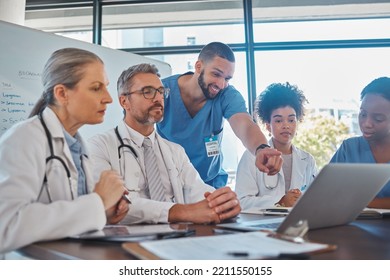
37;111;75;202
114;125;146;189
114;125;174;202
115;126;138;160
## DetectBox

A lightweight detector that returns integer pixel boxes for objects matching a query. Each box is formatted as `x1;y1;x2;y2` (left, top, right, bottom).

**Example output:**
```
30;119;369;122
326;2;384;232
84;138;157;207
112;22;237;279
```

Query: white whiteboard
0;20;171;139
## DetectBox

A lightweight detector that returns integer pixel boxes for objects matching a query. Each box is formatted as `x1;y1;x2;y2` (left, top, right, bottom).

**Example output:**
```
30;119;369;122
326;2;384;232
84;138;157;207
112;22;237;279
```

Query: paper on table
139;231;328;260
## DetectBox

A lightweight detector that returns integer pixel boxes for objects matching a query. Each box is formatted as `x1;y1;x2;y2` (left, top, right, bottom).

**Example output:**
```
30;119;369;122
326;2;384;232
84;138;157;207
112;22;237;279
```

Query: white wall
0;0;25;25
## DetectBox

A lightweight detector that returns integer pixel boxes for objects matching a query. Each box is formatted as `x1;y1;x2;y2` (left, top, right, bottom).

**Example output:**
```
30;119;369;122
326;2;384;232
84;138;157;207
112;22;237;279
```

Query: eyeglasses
122;86;170;99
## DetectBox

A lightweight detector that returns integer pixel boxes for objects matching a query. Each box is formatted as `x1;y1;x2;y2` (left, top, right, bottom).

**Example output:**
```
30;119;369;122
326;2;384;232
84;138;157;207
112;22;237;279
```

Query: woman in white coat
236;82;317;210
0;48;128;255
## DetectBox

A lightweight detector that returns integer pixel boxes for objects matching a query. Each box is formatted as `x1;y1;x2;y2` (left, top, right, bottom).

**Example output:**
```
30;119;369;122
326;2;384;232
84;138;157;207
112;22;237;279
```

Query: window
26;6;94;43
101;1;245;49
255;47;390;137
254;18;390;42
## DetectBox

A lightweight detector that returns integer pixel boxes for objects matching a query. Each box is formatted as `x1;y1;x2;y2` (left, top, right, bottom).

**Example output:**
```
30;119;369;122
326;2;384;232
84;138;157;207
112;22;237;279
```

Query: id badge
204;135;220;157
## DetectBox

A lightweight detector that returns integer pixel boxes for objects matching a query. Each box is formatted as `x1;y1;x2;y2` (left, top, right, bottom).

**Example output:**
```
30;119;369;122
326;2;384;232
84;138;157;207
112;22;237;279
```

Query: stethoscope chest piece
264;174;279;190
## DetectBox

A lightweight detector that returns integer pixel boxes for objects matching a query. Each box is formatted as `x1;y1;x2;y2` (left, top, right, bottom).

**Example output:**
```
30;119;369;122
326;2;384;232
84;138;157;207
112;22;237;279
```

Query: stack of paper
128;231;331;260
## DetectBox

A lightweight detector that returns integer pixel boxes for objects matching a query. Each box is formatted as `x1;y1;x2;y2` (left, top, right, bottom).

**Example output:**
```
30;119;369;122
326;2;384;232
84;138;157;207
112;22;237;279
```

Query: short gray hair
117;63;160;97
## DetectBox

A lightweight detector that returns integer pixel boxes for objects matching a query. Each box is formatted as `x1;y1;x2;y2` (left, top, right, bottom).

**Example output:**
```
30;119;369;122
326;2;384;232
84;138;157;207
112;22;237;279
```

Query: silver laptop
219;163;390;234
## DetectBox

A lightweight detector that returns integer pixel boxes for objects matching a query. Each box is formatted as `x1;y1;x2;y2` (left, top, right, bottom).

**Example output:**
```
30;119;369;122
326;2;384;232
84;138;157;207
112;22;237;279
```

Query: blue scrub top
330;136;390;198
157;72;247;188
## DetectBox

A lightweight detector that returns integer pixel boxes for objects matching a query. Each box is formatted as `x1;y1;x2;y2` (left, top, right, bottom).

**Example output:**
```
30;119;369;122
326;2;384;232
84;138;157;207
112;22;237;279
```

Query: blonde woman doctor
0;48;128;255
235;82;317;210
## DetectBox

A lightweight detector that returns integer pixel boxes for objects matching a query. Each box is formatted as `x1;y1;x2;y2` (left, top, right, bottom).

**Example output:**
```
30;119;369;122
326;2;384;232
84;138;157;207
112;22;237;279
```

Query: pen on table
157;229;196;239
227;251;276;259
227;251;249;257
227;251;309;259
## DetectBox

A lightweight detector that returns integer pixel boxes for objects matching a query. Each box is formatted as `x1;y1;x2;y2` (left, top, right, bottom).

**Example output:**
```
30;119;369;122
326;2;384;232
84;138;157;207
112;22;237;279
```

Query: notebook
219;163;390;234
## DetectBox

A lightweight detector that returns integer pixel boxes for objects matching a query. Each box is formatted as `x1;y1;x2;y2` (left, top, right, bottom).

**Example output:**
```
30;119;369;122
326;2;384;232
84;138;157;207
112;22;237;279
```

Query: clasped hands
199;186;241;224
168;186;241;224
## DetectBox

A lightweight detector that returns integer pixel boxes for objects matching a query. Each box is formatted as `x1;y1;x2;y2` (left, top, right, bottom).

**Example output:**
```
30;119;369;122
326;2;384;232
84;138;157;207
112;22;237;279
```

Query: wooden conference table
18;214;390;260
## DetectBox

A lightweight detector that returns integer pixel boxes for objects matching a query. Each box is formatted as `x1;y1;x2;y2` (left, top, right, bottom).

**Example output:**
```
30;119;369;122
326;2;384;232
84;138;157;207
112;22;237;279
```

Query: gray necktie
143;137;166;201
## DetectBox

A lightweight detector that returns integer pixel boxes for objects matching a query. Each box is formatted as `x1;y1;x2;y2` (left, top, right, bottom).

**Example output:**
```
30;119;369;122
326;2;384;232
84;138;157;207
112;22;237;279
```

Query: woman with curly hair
235;82;317;210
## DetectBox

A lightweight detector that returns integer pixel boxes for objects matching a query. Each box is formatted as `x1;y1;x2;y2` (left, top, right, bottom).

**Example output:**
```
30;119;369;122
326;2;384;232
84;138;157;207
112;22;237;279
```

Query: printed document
139;231;328;259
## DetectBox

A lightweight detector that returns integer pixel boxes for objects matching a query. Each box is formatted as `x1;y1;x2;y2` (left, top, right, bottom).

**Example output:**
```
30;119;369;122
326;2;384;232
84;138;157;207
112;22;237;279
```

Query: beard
132;104;164;125
147;104;164;124
198;70;220;100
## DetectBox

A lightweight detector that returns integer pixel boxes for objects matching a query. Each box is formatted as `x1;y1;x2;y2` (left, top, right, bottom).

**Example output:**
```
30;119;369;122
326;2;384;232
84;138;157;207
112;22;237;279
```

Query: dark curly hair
361;76;390;102
255;82;308;124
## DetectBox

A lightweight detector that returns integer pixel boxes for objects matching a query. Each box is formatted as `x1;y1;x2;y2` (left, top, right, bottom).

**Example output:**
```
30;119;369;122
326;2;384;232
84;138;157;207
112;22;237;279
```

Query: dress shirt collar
123;120;157;148
63;129;87;157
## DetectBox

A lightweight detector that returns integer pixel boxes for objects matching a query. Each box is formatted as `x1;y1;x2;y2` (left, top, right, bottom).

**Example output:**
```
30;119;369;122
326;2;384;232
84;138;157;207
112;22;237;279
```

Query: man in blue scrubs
157;42;282;188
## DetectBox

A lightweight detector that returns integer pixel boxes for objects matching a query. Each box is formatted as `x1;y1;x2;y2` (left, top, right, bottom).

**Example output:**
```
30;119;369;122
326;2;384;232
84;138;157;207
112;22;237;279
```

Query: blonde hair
29;48;103;117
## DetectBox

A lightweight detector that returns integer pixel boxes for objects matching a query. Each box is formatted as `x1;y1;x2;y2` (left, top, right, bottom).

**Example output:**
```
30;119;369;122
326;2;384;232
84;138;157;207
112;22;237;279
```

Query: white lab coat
0;108;106;254
88;121;215;224
235;140;317;210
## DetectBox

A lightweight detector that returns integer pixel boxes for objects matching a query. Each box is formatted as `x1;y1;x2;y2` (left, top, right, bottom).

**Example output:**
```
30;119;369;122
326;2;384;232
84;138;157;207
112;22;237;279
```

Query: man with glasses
157;42;283;189
88;63;241;224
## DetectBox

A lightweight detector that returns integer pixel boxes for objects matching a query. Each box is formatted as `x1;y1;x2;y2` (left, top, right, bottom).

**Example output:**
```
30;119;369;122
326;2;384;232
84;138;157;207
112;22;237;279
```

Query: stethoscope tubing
37;111;75;201
114;125;174;202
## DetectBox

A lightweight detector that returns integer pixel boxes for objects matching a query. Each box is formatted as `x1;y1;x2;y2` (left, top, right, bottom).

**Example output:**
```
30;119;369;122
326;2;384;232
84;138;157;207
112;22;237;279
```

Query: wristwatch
255;143;271;153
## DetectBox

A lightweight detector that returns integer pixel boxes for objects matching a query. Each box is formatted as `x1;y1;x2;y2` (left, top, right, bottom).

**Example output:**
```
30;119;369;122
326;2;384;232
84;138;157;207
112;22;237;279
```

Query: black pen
227;251;272;259
227;252;248;257
157;229;196;240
